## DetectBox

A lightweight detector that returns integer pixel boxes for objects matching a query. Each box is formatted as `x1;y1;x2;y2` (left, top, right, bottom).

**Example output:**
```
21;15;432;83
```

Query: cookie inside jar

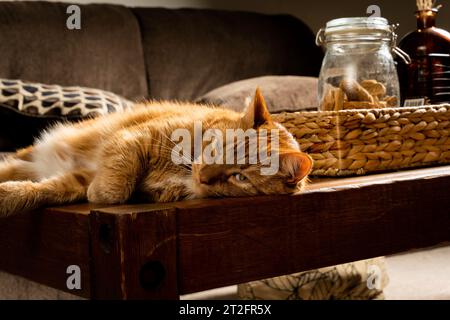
321;79;399;111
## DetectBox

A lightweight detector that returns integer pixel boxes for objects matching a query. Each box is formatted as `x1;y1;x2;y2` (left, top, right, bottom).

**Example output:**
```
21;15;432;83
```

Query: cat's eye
232;173;247;182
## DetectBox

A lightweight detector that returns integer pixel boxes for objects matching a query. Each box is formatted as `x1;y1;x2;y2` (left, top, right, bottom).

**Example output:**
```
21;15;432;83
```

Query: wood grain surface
0;166;449;299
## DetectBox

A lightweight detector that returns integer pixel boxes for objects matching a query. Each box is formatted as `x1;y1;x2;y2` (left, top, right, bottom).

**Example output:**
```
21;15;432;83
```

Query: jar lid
316;17;412;64
316;17;395;46
324;17;391;35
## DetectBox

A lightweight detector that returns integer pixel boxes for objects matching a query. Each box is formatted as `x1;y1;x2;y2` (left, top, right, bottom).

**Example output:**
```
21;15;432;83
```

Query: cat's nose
199;175;210;185
199;173;213;185
198;165;223;185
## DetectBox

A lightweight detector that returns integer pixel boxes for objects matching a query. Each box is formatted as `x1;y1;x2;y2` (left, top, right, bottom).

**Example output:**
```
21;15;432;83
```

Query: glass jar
316;17;404;111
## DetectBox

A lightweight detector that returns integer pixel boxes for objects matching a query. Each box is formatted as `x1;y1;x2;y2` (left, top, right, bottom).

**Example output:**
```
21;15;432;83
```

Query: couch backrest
0;2;323;101
0;1;148;100
133;8;324;101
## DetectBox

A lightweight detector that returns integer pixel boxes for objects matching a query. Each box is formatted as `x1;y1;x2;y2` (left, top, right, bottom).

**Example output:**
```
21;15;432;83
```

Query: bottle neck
416;10;436;29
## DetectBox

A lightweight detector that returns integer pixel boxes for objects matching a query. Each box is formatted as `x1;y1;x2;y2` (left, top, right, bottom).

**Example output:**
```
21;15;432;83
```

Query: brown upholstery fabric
132;8;324;101
0;1;148;100
196;76;319;112
0;2;323;150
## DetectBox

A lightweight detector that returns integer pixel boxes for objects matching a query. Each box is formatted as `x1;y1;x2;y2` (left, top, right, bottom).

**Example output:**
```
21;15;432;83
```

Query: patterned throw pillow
0;79;134;150
238;257;389;300
0;79;133;118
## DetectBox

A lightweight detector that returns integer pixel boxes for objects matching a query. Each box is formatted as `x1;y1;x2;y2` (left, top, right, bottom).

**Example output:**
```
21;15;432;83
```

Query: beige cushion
196;76;318;113
238;257;389;300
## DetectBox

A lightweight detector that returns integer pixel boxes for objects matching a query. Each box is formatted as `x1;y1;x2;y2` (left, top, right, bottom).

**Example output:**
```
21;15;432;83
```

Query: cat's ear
280;152;313;186
242;88;272;128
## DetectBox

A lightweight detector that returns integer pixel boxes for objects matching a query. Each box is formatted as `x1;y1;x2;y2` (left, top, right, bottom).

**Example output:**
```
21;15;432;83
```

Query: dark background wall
41;0;450;41
192;0;450;40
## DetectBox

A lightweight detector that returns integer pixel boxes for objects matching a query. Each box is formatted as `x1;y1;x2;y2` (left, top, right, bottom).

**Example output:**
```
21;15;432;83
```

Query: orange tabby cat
0;89;312;217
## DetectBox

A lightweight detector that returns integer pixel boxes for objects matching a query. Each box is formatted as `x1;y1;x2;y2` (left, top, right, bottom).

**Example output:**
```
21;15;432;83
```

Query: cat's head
191;89;313;198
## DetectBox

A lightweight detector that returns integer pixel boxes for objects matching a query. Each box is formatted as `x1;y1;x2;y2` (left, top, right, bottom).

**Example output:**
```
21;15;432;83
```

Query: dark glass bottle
397;8;450;106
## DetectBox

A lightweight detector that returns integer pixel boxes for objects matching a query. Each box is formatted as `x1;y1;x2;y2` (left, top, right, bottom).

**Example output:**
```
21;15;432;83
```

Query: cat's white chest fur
32;125;96;180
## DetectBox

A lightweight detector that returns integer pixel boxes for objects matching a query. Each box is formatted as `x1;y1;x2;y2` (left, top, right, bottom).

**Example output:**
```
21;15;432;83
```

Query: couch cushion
196;76;319;112
133;8;323;101
0;1;148;100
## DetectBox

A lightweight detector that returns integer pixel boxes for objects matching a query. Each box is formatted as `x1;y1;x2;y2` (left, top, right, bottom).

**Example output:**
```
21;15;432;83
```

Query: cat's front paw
87;182;129;204
0;181;34;217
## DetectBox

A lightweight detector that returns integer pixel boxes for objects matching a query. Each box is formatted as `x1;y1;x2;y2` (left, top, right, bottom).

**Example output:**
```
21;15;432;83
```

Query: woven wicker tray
273;104;450;176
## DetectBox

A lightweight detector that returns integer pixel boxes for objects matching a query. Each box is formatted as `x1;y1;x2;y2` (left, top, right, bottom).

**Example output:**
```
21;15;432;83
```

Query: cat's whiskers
135;137;193;174
158;129;194;163
139;134;190;161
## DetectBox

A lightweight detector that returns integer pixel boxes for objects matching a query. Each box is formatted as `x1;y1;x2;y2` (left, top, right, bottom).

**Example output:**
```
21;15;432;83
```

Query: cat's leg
0;169;94;217
87;135;148;204
0;147;37;182
0;158;36;182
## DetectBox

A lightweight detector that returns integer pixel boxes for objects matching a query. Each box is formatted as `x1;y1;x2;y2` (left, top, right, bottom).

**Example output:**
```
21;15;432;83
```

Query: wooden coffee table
0;166;449;299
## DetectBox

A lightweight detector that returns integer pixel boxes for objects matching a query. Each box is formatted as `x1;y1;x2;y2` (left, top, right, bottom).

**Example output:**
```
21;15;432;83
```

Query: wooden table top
0;164;449;299
307;165;450;191
32;164;450;214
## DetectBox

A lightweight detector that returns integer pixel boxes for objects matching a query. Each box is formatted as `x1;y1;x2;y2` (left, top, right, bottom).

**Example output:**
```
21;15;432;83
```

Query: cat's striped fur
0;89;312;217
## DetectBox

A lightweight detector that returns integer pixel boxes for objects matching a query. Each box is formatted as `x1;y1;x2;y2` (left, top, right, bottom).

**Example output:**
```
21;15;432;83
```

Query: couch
0;0;323;150
1;1;449;301
0;1;331;300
